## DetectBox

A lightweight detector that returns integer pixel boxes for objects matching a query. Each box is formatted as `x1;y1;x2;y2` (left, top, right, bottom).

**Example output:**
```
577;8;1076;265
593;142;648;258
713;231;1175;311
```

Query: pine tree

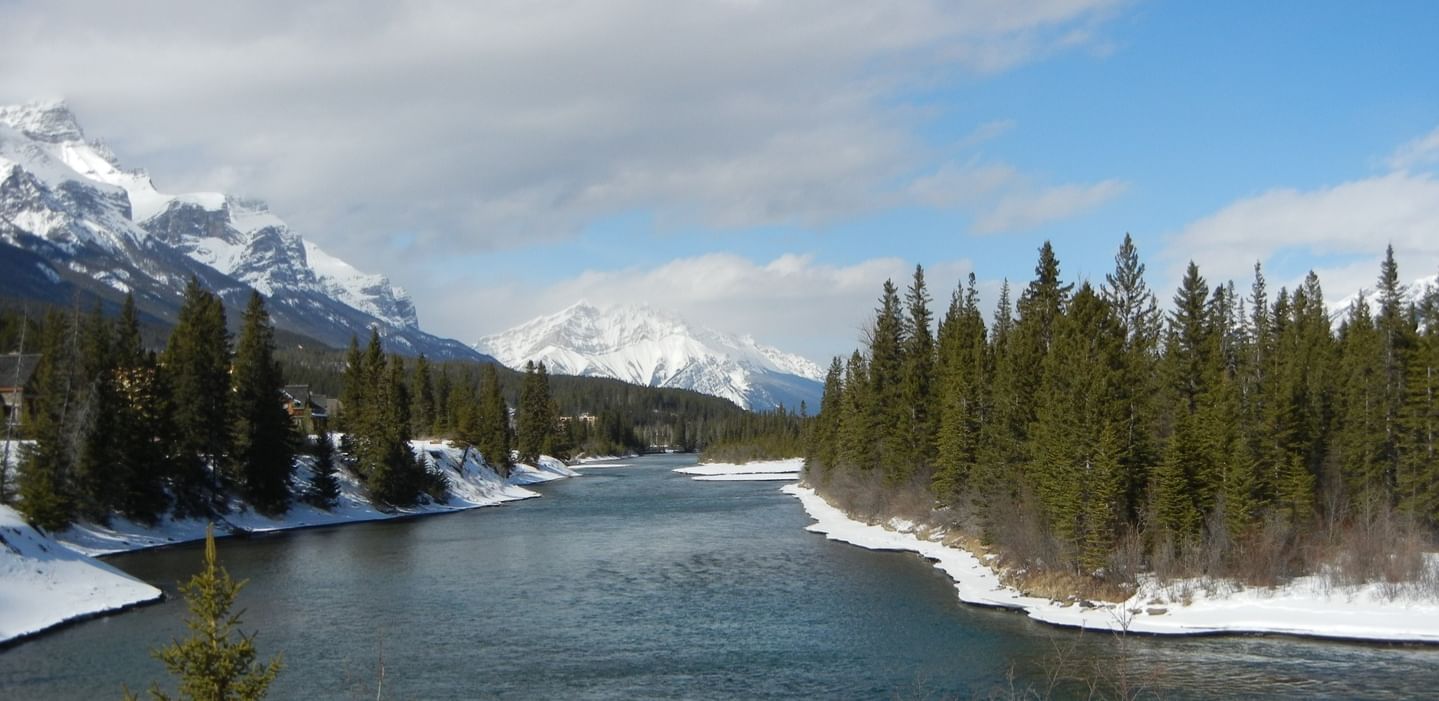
338;335;364;435
1398;277;1439;521
72;302;120;521
900;265;936;477
164;278;232;516
127;525;282;701
17;309;79;531
230;292;296;516
1376;245;1416;502
410;354;436;438
933;274;987;502
516;361;555;465
112;294;171;522
868;280;907;480
304;429;340;509
809;357;845;473
838;351;873;471
1101;235;1161;521
1335;294;1387;503
477;363;512;476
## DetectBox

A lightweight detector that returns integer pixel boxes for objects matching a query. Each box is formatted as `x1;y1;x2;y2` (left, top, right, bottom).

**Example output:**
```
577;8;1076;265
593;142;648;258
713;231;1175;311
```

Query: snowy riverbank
784;483;1439;643
0;440;576;644
673;458;802;481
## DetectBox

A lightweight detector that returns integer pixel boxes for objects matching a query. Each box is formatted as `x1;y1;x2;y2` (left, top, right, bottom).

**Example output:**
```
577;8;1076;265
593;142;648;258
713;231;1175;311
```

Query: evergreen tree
868;280;907;480
112;294;171;522
1375;245;1416;500
900;265;937;477
932;274;987;503
164;278;232;516
410;354;436;438
809;357;845;472
1335;294;1387;503
230;292;296;516
1398;277;1439;521
477;363;512;476
516;360;555;464
72;303;120;521
338;335;364;435
304;429;340;509
838;351;873;471
126;525;282;701
17;309;79;531
1101;235;1161;521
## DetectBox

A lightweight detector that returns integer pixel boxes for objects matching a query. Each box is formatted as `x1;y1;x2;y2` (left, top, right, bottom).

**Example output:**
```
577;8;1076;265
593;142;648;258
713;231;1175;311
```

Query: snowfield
673;458;802;481
0;505;162;645
0;440;575;644
785;483;1439;643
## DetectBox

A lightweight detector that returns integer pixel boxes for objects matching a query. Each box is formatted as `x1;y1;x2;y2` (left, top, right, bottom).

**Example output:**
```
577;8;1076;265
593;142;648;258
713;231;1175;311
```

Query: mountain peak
476;302;823;410
0;99;86;143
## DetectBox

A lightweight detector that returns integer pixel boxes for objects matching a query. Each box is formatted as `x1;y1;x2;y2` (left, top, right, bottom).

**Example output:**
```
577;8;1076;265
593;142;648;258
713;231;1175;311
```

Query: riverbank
784;482;1439;644
0;440;577;645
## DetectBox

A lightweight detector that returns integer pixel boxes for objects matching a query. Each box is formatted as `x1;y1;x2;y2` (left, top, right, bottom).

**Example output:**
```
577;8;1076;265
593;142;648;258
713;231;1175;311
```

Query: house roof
0;353;41;390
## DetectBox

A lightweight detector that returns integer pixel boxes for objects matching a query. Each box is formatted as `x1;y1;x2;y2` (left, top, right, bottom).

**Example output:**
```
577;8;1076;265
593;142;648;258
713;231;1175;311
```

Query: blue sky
3;1;1438;362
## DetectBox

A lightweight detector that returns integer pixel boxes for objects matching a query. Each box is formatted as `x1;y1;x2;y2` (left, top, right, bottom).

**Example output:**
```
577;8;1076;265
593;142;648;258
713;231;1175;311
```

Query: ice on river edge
672;458;802;481
0;439;576;645
783;482;1439;643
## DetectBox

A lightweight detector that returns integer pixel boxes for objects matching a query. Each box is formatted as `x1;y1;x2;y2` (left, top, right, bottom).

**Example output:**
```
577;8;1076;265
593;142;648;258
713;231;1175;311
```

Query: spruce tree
477;363;512;476
113;294;171;522
305;429;340;509
1335;295;1387;503
73;302;120;521
230;292;296;516
17;309;79;531
516;360;555;465
868;280;907;480
837;351;873;471
410;354;436;438
164;278;232;516
1398;277;1439;521
809;357;845;472
900;265;936;477
933;275;987;503
127;525;282;700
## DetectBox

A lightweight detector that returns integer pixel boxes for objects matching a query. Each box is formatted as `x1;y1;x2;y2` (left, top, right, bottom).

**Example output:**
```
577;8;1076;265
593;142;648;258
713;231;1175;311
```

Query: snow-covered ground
785;483;1439;643
673;458;802;481
1;440;574;643
0;505;163;645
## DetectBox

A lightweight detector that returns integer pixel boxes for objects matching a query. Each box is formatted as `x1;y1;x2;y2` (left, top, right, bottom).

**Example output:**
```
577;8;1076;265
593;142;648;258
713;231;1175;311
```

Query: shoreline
0;441;578;646
782;481;1439;645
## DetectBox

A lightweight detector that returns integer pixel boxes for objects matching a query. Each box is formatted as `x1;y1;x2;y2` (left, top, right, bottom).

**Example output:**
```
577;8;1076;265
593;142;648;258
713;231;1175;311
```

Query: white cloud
0;0;1125;274
972;178;1128;233
1387;125;1439;172
1168;171;1439;303
438;252;974;364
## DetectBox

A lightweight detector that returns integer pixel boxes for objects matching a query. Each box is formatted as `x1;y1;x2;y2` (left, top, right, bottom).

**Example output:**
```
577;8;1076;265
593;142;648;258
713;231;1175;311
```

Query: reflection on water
2;455;1436;699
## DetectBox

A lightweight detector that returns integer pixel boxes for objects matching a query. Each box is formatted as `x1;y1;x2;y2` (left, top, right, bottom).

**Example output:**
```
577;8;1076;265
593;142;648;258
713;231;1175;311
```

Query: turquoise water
3;454;1437;699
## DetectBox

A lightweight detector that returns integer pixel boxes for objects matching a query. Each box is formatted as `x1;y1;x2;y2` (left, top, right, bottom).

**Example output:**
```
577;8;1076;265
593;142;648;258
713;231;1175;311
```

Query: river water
3;454;1438;699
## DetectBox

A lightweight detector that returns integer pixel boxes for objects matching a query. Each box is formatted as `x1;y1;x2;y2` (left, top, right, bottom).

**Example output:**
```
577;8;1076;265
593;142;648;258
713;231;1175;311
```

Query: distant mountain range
0;100;488;361
476;302;824;411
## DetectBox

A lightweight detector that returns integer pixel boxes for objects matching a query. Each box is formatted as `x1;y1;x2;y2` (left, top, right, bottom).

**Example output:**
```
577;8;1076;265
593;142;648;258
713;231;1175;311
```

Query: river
3;454;1438;699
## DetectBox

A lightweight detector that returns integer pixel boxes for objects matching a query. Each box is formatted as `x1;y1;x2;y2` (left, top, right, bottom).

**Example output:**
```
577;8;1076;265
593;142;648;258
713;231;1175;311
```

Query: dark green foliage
163;277;232;516
126;525;282;700
475;363;512;476
516;360;557;464
230;293;296;516
17;309;79;530
808;239;1439;583
304;430;340;509
410;354;436;438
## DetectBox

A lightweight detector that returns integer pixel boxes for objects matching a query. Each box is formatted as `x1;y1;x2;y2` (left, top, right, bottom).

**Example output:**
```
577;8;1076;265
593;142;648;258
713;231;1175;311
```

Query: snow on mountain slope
0;99;419;331
1328;272;1438;322
476;302;823;411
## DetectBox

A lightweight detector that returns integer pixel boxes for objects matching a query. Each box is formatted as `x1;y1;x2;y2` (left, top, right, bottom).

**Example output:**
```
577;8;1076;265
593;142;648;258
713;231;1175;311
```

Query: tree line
806;237;1439;581
2;277;579;530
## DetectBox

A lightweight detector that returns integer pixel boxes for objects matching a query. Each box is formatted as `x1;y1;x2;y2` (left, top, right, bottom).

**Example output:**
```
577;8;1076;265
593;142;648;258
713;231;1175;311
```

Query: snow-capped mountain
1328;272;1438;322
476;302;824;411
0;100;481;360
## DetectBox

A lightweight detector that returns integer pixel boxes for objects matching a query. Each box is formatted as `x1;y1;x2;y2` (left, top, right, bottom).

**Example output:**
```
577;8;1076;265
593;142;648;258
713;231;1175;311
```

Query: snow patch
785;483;1439;643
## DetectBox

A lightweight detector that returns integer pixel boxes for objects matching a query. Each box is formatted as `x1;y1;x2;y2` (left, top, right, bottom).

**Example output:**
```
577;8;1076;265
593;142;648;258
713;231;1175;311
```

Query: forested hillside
807;237;1439;591
1;280;770;530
